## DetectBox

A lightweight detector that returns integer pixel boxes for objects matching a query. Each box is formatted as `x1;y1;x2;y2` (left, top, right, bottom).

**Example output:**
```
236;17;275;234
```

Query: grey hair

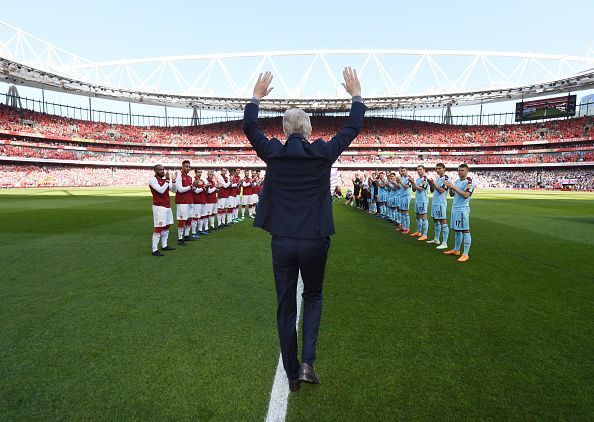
283;108;312;138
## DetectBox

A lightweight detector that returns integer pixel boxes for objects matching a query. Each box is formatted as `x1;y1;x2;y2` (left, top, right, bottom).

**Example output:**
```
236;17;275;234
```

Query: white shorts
228;196;236;208
199;203;207;218
152;205;174;228
251;193;258;204
241;195;250;206
176;203;191;221
204;203;216;216
217;197;228;209
191;203;201;219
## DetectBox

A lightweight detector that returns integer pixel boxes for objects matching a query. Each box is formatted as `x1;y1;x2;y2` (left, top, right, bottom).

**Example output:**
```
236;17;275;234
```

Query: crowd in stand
338;168;593;191
2;141;593;167
1;164;591;191
1;103;591;147
1;103;593;191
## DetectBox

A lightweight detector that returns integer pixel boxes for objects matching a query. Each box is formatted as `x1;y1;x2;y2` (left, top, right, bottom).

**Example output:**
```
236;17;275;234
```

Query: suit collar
287;133;309;144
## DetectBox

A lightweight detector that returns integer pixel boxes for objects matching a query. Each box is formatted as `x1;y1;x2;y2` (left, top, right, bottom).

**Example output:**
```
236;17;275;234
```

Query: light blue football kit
451;177;476;255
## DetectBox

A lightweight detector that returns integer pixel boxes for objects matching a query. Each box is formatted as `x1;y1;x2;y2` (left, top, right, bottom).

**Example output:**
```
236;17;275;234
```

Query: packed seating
338;168;593;191
1;103;592;191
1;103;591;147
2;141;592;167
1;164;591;191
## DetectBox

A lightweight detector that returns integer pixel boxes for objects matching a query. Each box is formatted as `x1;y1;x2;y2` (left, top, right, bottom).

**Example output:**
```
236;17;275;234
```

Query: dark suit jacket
243;100;366;239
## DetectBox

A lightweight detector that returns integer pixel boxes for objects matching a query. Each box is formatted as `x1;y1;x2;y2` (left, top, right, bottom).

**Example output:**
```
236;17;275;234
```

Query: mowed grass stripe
0;189;279;420
0;188;592;420
288;192;593;420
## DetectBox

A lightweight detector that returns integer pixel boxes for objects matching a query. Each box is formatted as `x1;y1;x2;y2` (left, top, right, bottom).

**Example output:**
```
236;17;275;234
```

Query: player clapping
443;164;475;262
409;165;429;241
427;163;450;249
148;164;176;256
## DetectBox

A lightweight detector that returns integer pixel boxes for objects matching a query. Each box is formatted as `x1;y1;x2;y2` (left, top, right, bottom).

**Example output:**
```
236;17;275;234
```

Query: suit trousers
271;235;330;381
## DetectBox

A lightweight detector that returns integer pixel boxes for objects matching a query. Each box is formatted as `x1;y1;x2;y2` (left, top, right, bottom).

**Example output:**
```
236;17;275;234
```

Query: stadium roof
1;20;594;112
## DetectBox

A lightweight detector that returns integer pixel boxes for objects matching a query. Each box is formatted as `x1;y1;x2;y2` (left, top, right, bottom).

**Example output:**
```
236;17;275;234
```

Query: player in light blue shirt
386;173;396;222
368;172;376;214
377;172;387;219
409;165;430;240
393;173;402;228
396;167;412;234
427;162;450;249
444;163;476;262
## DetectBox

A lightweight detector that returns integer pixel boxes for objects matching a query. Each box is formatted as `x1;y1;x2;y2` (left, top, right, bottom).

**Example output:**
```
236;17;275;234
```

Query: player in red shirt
229;168;242;223
249;170;259;218
240;170;252;220
216;168;231;228
204;170;219;231
172;160;194;245
251;170;262;218
191;169;208;238
227;169;236;224
148;164;176;256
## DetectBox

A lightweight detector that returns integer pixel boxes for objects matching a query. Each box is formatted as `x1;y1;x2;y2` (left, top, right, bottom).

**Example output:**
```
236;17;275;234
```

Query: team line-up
148;159;476;262
148;160;262;256
348;162;476;262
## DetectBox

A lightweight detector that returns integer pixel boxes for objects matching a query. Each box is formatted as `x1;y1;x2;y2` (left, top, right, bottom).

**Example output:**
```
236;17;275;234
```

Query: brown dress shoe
289;379;301;392
298;363;320;384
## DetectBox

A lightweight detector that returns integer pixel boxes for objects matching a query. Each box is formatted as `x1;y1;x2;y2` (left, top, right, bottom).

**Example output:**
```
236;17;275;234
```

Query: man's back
243;68;363;392
243;100;366;239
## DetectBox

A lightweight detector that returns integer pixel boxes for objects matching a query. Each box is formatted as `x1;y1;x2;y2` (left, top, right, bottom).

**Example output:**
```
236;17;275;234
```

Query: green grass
0;188;593;420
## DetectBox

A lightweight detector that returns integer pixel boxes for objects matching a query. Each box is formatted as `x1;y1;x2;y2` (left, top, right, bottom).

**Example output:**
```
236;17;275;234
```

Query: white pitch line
265;273;304;422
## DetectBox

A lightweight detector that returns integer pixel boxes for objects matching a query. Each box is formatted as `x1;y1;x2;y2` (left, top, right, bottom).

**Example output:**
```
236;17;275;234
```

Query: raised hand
341;67;361;97
165;171;170;180
253;71;274;100
172;171;178;181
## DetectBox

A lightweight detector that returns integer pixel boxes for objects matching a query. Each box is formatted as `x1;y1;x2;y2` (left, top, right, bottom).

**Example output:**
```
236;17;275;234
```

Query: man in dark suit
353;174;361;208
243;68;365;392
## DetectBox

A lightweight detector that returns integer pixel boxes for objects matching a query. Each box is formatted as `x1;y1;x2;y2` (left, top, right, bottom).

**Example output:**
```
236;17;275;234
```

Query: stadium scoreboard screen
515;95;577;122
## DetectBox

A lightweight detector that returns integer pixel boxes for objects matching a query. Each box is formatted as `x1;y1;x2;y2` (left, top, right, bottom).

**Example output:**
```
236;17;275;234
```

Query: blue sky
3;0;593;58
1;0;593;119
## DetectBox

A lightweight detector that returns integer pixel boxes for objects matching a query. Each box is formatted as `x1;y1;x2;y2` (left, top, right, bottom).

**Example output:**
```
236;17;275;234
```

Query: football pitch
1;187;593;420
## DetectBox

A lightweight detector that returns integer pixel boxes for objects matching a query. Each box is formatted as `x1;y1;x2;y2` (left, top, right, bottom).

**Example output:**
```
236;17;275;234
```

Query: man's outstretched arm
325;67;366;162
243;71;275;160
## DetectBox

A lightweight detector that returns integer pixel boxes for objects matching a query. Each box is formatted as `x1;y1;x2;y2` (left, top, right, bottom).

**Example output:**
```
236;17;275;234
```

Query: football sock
441;224;449;244
463;232;472;255
434;222;441;240
422;219;428;236
152;232;160;252
454;231;463;251
177;221;184;239
161;229;169;247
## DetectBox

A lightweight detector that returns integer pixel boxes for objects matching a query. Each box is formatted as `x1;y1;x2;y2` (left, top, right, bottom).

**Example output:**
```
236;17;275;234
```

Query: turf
0;188;593;420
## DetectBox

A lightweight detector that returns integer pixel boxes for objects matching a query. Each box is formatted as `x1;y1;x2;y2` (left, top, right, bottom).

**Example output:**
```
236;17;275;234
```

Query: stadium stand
0;104;592;190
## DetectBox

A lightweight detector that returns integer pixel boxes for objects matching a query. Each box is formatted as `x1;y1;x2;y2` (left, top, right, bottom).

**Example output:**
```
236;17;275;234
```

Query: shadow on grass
543;216;594;224
0;195;149;234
